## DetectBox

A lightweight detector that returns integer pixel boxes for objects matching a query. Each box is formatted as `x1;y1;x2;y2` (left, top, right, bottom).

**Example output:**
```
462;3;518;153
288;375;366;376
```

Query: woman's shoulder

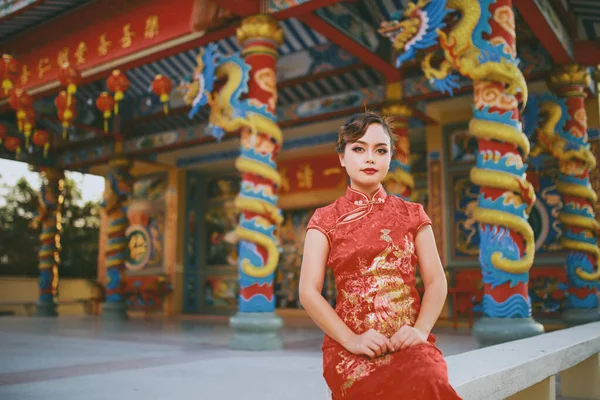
386;196;426;220
313;198;344;217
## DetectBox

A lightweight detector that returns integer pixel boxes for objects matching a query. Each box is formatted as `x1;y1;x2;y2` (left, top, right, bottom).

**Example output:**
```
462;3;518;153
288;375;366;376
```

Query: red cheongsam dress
306;185;461;400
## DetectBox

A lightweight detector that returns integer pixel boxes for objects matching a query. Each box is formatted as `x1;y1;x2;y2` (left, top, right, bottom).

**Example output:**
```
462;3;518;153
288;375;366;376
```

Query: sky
0;159;105;205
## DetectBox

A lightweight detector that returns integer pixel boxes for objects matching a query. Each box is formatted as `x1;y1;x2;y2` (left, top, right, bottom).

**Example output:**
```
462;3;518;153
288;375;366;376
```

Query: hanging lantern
32;129;51;158
57;104;77;139
4;136;22;159
55;91;77;139
151;74;173;115
96;92;115;133
58;63;81;108
0;54;19;97
22;107;36;147
106;70;129;115
0;123;6;146
9;89;33;132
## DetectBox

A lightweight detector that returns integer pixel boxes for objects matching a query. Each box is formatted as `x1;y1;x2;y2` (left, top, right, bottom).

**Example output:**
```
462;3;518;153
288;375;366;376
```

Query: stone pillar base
229;312;283;351
561;308;600;327
35;300;58;317
101;301;128;321
473;317;544;347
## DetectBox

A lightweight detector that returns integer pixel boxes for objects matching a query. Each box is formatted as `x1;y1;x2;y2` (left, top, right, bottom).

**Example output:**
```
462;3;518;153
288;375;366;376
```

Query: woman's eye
377;149;388;154
352;147;364;152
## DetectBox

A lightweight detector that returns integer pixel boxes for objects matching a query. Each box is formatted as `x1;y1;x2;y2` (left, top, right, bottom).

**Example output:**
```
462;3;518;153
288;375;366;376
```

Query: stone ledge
447;321;600;400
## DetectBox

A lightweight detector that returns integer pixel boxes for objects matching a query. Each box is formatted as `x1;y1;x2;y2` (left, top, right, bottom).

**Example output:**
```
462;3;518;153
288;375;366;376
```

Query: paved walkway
0;316;478;400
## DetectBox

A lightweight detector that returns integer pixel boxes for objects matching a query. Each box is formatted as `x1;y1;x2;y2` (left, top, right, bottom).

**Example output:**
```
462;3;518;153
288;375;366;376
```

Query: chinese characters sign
11;0;193;90
278;153;347;195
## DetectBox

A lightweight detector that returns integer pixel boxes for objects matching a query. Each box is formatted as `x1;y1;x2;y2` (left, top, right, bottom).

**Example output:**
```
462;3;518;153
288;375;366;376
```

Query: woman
299;112;461;399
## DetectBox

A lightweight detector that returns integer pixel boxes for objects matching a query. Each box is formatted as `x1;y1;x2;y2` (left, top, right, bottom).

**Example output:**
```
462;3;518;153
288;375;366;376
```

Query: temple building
0;0;599;348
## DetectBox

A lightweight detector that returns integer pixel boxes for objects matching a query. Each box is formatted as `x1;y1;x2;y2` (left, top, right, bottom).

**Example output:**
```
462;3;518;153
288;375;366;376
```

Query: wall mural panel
205;175;240;269
126;174;167;272
122;173;169;311
204;275;238;307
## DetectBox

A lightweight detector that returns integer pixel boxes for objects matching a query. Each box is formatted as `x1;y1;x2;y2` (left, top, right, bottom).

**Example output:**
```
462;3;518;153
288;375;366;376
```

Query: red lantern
151;74;173;115
96;92;115;133
32;129;51;158
57;104;77;139
4;136;22;159
9;89;33;132
106;70;129;115
0;54;19;97
22;107;36;146
55;91;77;139
58;63;81;108
0;124;6;146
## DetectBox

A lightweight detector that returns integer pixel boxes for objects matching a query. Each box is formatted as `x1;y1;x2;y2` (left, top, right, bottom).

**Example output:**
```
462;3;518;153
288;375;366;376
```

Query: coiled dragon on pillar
102;157;133;303
380;0;536;317
32;168;64;303
184;15;284;311
524;91;600;308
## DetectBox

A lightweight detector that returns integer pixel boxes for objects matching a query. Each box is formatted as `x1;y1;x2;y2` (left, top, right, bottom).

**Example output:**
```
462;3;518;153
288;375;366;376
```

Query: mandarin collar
344;185;388;206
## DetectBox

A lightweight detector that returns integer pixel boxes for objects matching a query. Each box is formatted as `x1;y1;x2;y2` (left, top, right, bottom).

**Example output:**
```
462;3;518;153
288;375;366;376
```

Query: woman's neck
350;182;381;198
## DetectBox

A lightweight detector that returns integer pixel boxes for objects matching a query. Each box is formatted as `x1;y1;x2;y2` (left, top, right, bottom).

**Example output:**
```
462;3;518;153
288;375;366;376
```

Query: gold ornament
548;64;591;89
237;14;283;47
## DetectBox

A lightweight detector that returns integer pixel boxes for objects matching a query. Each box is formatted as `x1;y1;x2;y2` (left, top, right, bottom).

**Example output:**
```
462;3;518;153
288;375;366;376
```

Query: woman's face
339;123;392;191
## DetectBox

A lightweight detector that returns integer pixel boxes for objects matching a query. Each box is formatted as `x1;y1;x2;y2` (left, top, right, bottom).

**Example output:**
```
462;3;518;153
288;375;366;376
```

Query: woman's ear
338;152;345;168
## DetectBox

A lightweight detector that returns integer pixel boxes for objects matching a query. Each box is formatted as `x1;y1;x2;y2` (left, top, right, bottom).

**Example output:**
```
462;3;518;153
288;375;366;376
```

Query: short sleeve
306;208;331;244
414;203;432;233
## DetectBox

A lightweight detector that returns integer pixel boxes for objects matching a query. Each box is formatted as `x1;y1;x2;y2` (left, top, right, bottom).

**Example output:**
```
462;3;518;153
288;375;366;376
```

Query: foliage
0;174;101;278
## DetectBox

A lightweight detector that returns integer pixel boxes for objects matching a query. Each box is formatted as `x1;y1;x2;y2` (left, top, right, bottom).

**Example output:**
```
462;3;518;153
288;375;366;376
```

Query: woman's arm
299;229;356;347
299;229;390;358
413;224;448;336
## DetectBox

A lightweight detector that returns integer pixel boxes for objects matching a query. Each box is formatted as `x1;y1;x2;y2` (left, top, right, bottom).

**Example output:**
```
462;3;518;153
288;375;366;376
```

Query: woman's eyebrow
354;140;389;147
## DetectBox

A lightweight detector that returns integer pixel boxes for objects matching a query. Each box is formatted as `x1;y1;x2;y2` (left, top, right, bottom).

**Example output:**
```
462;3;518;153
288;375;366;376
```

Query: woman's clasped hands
343;326;428;359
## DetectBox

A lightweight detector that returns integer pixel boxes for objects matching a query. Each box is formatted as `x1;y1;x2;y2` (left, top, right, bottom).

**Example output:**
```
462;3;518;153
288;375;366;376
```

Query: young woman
299;112;461;399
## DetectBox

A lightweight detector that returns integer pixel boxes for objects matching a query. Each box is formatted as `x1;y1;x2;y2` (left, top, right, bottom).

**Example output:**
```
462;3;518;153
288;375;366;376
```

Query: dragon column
468;0;544;345
34;168;64;317
102;148;133;320
379;0;544;345
229;14;285;350
548;65;600;326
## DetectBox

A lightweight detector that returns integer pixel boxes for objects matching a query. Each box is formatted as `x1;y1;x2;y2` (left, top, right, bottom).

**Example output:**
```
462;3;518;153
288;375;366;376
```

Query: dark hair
336;112;396;154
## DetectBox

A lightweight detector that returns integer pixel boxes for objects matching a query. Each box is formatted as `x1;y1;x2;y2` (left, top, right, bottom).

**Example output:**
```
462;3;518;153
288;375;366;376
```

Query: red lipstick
362;168;378;175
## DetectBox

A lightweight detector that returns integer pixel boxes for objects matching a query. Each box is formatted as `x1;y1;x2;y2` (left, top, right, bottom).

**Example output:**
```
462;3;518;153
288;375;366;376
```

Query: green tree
0;177;40;276
60;178;101;278
0;175;101;278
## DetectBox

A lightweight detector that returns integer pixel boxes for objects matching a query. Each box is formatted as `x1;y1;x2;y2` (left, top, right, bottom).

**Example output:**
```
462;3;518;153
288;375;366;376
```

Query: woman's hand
343;329;392;359
390;325;428;351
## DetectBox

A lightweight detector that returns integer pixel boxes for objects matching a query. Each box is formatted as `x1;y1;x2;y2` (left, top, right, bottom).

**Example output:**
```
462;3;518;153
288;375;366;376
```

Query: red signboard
11;0;194;90
278;153;346;195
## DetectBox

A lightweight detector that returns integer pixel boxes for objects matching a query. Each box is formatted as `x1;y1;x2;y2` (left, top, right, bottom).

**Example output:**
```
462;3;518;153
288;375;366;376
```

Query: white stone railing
324;322;600;400
447;321;600;400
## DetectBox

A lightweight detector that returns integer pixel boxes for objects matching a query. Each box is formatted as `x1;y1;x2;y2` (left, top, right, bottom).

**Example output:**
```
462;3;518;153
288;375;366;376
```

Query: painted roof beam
514;0;574;64
215;0;400;81
297;13;399;82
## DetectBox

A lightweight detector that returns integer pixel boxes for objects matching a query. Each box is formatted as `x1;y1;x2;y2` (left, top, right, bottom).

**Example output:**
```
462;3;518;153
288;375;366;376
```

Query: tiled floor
0;316;478;399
